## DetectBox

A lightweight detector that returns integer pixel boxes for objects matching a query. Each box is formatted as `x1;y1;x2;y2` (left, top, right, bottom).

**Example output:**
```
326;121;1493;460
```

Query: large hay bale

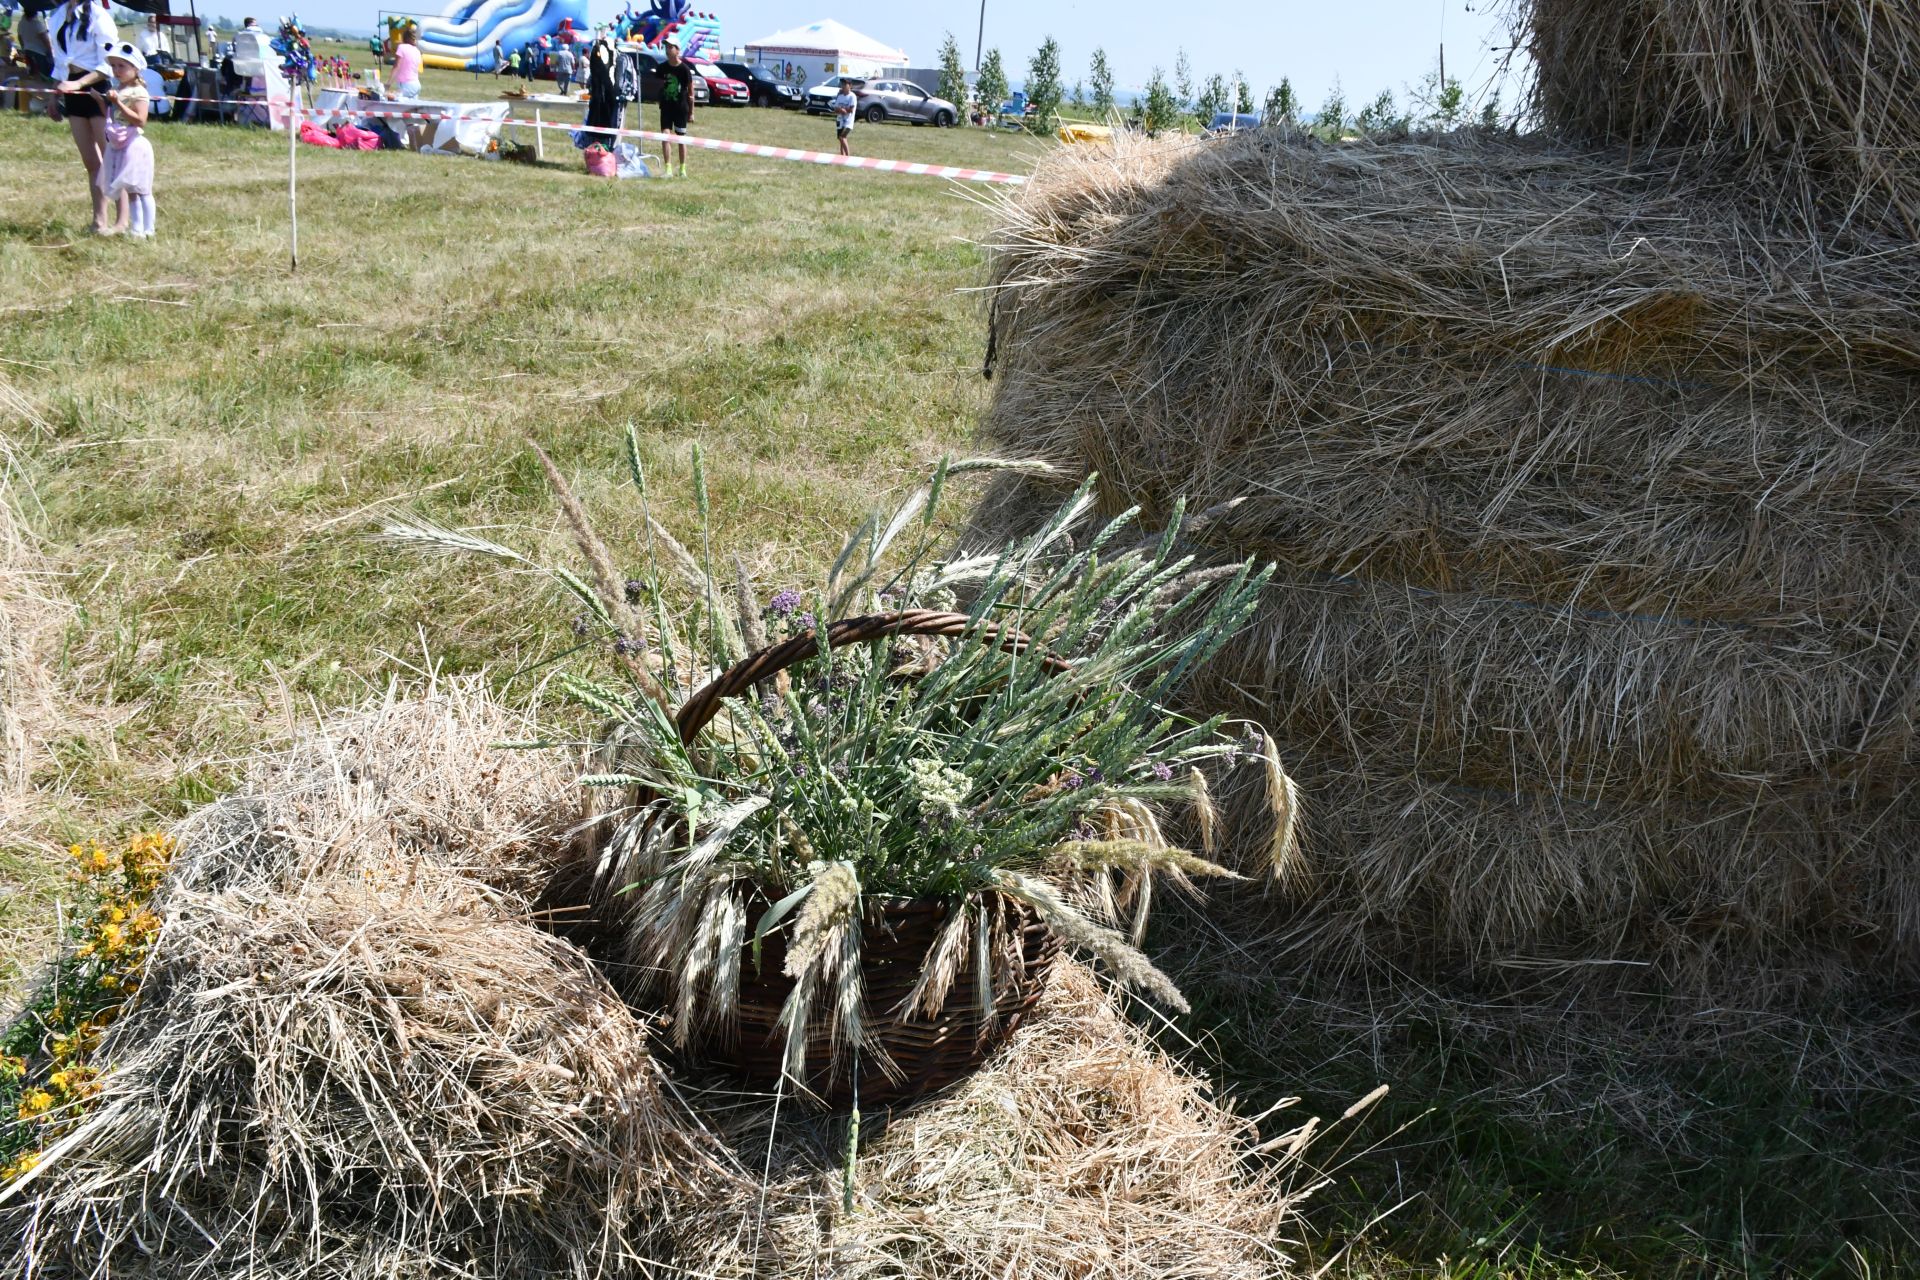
1517;0;1920;230
977;130;1920;975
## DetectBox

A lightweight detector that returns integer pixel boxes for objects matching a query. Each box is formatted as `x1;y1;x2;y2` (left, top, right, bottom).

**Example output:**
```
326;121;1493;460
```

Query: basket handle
674;608;1067;745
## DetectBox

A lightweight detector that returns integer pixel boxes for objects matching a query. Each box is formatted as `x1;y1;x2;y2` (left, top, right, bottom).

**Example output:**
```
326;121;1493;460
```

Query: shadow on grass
1155;900;1920;1279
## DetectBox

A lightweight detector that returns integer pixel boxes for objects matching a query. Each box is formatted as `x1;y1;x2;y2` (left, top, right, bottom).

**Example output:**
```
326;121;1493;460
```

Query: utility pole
974;0;985;71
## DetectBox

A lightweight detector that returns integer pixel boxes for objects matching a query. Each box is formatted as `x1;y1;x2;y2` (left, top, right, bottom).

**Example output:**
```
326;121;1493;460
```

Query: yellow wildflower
17;1089;54;1119
1;1151;41;1182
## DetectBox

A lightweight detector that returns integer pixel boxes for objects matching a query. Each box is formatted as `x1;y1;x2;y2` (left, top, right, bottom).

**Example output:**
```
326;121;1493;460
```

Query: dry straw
4;685;1317;1277
1515;0;1920;233
4;681;727;1279
976;126;1920;974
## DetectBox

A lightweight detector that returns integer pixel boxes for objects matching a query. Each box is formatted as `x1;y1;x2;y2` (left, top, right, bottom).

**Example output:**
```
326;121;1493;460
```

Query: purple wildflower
612;634;637;656
1087;766;1105;785
623;578;645;604
792;760;810;779
571;613;591;637
796;611;817;631
768;589;802;618
1151;761;1174;782
1061;768;1084;791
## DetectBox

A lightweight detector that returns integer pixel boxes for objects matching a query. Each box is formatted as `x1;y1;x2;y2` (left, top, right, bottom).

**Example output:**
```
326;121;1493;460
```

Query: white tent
743;18;907;85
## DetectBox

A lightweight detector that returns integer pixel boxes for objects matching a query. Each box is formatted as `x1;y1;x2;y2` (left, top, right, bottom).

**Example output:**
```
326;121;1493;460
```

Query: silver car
856;79;958;128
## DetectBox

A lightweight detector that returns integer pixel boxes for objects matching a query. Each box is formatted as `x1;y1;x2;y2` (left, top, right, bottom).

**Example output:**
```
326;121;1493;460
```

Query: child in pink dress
100;42;156;238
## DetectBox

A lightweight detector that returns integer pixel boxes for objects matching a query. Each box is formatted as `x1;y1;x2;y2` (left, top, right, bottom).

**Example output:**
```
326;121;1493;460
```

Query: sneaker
675;164;687;178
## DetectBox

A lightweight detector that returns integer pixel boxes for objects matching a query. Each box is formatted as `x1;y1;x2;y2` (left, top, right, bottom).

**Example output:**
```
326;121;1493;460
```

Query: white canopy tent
742;18;907;86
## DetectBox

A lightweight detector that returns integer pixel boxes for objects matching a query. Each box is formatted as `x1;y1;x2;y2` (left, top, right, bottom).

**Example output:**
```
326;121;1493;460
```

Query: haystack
677;962;1309;1280
4;683;722;1279
5;685;1316;1277
976;128;1920;976
1517;0;1920;231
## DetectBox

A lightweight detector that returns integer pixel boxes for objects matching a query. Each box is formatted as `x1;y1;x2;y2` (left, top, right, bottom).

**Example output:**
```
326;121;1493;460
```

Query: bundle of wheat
1515;0;1920;231
975;128;1920;975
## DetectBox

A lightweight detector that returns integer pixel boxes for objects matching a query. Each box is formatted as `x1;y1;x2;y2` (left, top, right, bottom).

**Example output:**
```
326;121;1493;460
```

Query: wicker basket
547;610;1071;1107
709;894;1060;1107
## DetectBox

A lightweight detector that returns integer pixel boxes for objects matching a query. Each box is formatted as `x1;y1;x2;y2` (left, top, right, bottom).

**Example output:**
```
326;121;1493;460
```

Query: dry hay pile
1517;0;1920;232
4;683;722;1279
976;128;1920;978
685;961;1308;1280
1;436;53;805
5;684;1313;1278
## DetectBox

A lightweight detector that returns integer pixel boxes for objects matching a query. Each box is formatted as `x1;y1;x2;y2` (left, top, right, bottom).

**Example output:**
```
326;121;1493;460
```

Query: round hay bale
1516;0;1920;232
975;130;1920;976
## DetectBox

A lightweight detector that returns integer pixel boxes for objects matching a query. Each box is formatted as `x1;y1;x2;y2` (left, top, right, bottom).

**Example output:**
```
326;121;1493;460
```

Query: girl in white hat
100;42;156;238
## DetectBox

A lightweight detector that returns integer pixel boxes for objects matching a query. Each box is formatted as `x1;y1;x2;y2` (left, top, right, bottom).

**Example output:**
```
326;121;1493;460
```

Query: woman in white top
47;0;119;233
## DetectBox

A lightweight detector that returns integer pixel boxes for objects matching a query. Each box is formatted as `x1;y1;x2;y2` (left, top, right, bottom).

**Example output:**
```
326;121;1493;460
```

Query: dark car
635;45;710;105
716;60;804;109
1205;110;1262;134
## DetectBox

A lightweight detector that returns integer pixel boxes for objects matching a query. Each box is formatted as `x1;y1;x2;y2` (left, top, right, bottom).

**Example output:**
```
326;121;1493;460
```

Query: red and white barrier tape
14;84;1030;184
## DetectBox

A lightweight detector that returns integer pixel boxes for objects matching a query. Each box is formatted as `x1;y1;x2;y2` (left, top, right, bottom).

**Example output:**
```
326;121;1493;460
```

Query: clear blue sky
267;0;1520;109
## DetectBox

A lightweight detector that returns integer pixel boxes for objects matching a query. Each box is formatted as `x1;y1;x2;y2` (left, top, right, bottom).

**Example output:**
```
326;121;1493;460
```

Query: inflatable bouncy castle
391;0;591;71
613;1;721;57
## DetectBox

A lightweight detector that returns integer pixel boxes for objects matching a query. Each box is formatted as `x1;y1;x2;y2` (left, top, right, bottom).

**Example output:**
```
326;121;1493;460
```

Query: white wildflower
907;757;973;825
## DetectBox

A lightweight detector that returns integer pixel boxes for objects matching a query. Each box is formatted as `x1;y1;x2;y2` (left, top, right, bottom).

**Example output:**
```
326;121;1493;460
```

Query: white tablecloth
309;89;510;155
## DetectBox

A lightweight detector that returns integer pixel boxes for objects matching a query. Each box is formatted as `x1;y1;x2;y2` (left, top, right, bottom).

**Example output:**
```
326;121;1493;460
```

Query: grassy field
0;64;1912;1280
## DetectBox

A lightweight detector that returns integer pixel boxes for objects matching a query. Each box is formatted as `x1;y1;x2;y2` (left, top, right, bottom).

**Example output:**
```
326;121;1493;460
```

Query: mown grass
1;79;1913;1280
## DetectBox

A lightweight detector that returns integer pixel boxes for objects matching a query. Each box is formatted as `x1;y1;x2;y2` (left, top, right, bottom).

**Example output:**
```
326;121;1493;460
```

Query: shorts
61;89;102;118
659;107;688;134
395;80;421;100
835;123;850;138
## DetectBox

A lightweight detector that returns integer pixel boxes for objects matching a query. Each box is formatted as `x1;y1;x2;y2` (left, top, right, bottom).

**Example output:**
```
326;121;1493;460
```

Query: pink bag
583;145;615;177
298;121;341;148
335;123;380;151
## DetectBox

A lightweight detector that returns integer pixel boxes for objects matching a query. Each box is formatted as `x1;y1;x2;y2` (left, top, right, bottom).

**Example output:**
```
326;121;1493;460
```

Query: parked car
715;59;804;109
857;78;957;127
1205;110;1262;134
805;76;956;127
636;46;709;105
690;59;749;106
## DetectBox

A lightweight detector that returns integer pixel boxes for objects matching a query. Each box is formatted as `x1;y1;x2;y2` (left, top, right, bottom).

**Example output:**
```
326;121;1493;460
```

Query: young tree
1089;47;1115;117
1173;48;1193;116
1355;88;1400;136
936;32;968;117
1262;77;1299;126
1025;36;1065;130
1414;58;1464;128
1141;66;1179;134
1071;79;1085;108
1316;79;1347;137
1195;72;1229;122
1235;73;1255;115
976;47;1009;117
1478;92;1502;128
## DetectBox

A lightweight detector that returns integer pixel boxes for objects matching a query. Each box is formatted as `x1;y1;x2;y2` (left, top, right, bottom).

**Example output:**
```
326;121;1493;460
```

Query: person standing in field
389;23;421;100
99;42;156;238
830;77;857;156
490;38;507;75
655;37;693;178
550;43;575;96
47;0;117;234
